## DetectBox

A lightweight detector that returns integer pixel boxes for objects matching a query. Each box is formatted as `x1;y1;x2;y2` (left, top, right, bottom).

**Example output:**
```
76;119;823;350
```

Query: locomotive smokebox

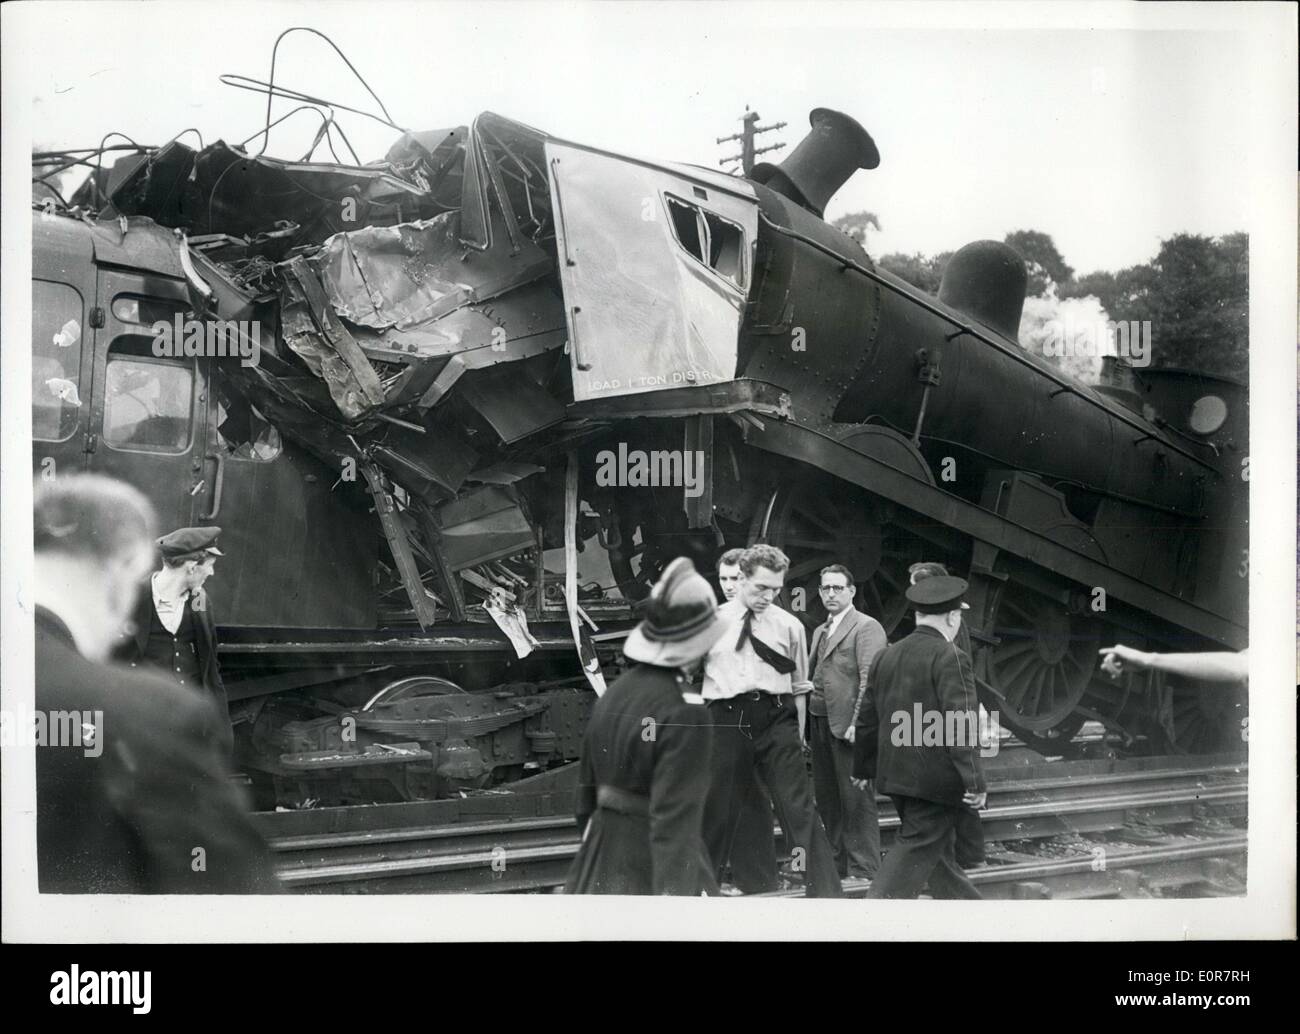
751;108;879;218
938;240;1028;340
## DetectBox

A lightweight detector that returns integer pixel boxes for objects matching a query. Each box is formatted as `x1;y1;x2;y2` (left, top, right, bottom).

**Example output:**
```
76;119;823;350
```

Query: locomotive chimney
750;108;879;218
938;241;1027;341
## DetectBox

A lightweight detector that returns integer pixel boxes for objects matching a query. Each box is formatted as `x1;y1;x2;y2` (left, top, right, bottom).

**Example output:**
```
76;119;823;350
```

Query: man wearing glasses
808;564;887;881
701;544;844;897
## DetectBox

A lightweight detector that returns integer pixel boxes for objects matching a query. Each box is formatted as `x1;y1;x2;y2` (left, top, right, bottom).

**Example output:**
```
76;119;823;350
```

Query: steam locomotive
31;106;1247;807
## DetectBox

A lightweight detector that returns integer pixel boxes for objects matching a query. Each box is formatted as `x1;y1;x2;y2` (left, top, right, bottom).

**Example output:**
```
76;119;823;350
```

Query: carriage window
103;353;193;452
665;194;746;289
32;280;84;442
667;196;705;262
215;395;282;462
112;294;188;326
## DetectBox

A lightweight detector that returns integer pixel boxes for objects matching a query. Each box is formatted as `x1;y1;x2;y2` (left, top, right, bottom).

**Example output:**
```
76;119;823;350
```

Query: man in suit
34;474;278;893
808;564;886;880
908;561;986;869
115;525;232;755
853;575;985;899
715;548;778;893
701;544;843;897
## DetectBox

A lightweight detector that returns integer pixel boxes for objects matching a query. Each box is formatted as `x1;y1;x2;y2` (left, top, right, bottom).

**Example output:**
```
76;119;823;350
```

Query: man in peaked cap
115;525;232;755
852;575;986;898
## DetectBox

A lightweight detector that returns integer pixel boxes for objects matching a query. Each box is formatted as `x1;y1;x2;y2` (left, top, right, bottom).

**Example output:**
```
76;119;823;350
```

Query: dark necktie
736;609;797;675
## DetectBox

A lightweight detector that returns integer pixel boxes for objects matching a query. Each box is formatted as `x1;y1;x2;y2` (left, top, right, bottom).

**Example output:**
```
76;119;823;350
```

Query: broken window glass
667;195;705;262
103;347;193;452
32;280;83;442
216;395;283;461
705;210;744;285
665;194;746;289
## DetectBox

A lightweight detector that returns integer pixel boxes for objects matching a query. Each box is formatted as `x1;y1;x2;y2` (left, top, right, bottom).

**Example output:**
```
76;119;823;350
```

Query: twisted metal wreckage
32;44;1247;805
99;113;681;694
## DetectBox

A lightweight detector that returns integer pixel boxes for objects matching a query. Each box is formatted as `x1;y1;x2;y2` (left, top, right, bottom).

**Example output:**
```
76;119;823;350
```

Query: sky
10;0;1285;274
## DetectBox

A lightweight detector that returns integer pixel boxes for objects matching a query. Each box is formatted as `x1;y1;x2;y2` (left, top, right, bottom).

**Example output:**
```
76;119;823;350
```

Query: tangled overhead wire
220;26;406;163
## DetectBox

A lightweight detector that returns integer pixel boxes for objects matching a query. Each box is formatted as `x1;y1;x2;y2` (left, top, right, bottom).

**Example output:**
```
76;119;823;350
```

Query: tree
1004;229;1074;295
877;251;951;294
832;210;881;247
1060;233;1247;379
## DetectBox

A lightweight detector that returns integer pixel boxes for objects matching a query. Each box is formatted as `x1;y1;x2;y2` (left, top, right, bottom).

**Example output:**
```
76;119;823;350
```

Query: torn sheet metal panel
465;461;546;485
546;139;758;402
349;281;566;366
315;214;553;331
435;486;536;571
457;362;565;443
280;257;386;420
369;424;479;501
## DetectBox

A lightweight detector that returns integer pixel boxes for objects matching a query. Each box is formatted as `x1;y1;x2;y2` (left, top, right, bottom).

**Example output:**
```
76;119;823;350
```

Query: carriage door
86;270;208;531
545;141;757;403
32;221;98;479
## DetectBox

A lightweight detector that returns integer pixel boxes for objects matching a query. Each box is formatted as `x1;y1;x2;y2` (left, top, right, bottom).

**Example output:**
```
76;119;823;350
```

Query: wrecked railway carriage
31;110;1248;807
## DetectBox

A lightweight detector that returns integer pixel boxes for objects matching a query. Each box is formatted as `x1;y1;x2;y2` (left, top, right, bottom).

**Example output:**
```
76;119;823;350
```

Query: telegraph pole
717;107;787;175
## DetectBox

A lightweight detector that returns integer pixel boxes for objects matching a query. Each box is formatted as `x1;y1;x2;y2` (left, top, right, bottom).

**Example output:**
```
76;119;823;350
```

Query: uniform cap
157;525;223;561
905;574;969;614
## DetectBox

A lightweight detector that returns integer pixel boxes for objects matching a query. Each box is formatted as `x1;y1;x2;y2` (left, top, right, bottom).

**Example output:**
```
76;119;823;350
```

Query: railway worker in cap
714;547;778;893
886;560;987;869
115;525;232;755
34;475;278;893
565;558;726;895
808;563;886;881
853;575;985;898
701;544;844;897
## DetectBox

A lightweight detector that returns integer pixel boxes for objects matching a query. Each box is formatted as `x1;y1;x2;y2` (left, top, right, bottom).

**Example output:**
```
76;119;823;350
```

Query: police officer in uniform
116;525;231;754
907;561;986;869
853;575;986;899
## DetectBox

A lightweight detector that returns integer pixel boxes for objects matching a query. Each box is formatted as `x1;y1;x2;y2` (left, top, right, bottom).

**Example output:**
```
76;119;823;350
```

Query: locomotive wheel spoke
989;581;1095;735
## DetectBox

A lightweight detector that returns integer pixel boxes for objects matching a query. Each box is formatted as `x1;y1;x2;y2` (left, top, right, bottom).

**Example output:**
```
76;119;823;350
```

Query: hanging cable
223;26;402;157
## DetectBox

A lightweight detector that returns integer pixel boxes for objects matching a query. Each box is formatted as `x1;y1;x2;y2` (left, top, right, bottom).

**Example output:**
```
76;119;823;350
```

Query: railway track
261;754;1247;896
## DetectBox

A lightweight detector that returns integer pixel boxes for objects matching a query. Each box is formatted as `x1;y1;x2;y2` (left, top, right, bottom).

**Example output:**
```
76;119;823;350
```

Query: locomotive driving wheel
987;582;1097;739
1155;674;1248;755
752;481;911;635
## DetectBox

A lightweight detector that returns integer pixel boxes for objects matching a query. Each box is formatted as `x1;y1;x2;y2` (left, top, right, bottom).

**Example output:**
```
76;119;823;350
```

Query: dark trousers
953;804;985;868
727;771;778;893
809;713;880;878
867;795;983;899
704;694;843;898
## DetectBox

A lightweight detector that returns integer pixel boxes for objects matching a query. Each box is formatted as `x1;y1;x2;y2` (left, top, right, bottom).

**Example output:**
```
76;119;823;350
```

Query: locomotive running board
741;417;1246;649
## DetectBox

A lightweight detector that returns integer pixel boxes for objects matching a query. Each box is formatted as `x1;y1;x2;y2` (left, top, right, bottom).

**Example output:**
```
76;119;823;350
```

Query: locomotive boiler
30;102;1246;807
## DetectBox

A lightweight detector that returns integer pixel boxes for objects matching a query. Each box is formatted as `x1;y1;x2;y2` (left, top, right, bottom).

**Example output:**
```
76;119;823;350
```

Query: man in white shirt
701;544;844;897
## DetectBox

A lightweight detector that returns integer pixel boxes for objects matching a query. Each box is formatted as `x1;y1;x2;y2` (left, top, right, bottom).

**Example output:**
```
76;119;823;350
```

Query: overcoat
852;625;986;806
36;607;278;893
565;663;718;895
